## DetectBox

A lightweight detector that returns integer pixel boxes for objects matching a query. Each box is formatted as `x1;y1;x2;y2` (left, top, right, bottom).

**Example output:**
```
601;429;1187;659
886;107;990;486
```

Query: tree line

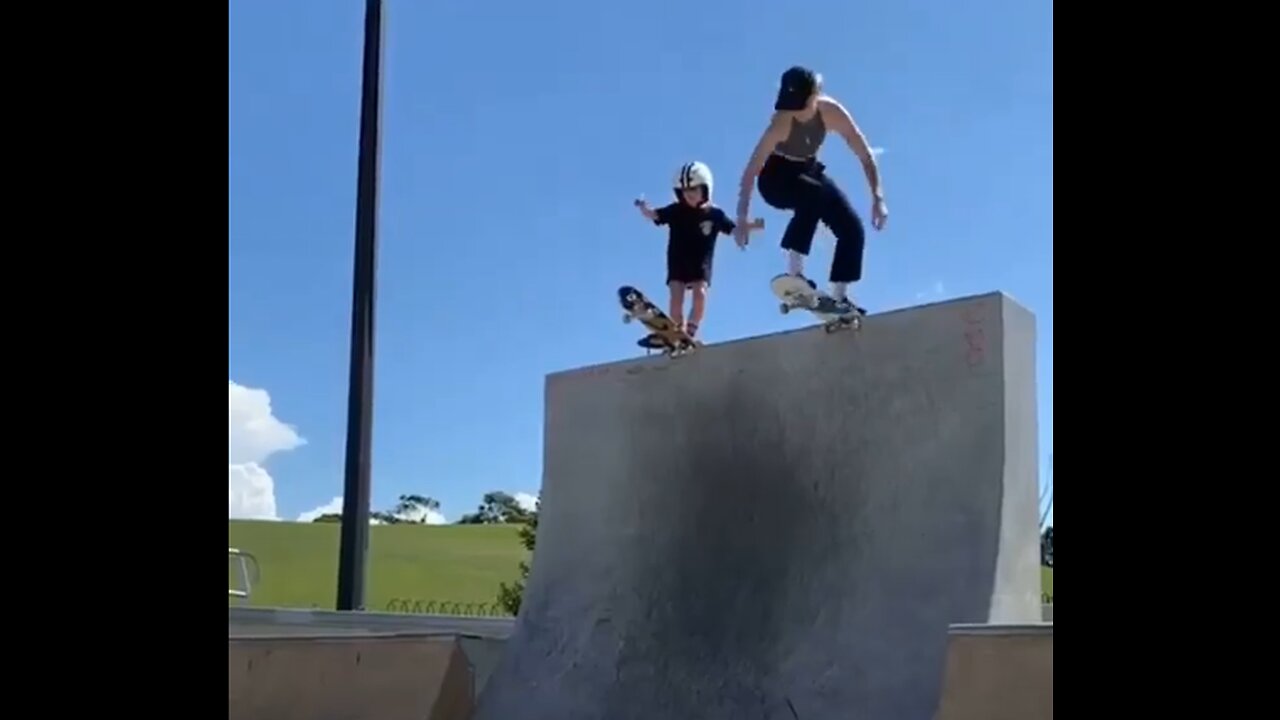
310;491;534;526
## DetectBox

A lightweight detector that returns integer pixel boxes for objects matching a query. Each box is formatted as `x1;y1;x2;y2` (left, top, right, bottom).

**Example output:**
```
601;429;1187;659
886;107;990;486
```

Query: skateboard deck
769;273;865;333
617;285;701;356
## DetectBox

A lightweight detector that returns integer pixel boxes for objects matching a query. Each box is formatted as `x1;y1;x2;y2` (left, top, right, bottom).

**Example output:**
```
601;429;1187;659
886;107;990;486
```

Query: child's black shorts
667;243;715;286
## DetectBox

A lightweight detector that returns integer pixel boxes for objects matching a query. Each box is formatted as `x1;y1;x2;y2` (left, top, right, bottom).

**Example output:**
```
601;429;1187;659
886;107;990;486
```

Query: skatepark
229;291;1053;719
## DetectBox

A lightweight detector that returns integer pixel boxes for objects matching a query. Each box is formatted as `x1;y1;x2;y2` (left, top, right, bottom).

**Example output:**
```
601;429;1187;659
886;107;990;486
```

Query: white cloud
914;281;947;302
228;463;277;520
297;495;342;523
513;492;539;512
229;381;305;465
229;380;306;520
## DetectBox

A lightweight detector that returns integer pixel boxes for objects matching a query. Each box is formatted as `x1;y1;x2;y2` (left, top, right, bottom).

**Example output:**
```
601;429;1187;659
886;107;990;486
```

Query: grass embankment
230;520;1056;610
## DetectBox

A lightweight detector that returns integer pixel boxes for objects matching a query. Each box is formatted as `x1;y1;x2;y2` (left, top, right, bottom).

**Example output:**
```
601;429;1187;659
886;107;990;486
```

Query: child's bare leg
667;281;686;328
687;283;708;337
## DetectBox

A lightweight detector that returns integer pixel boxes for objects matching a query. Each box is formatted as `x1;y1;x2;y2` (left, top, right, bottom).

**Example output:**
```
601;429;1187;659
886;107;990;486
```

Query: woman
735;66;888;315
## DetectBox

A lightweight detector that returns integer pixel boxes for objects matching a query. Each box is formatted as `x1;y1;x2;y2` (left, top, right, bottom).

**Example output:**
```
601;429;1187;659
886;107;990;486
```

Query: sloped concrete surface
474;292;1042;720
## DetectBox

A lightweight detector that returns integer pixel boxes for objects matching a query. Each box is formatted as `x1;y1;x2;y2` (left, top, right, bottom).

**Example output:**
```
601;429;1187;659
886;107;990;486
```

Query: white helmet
673;161;713;201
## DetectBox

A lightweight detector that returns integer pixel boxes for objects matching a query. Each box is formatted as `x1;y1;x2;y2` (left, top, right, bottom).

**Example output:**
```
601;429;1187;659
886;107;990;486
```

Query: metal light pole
336;0;385;611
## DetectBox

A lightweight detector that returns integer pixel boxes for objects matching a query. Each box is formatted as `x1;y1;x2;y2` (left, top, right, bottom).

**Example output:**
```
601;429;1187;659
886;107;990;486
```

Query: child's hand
635;196;658;222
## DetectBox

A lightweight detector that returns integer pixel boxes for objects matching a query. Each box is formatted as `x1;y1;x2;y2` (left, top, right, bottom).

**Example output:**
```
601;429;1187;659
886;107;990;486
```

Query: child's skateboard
770;273;865;333
617;285;701;357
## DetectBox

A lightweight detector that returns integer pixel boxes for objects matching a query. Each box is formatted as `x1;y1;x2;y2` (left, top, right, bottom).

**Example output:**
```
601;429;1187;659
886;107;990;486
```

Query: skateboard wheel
622;314;632;324
780;303;791;314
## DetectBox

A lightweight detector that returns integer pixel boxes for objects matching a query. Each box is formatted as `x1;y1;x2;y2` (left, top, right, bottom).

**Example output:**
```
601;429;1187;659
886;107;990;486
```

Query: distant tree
1040;526;1053;567
395;494;439;515
458;491;531;525
312;513;341;523
497;495;539;615
390;494;440;523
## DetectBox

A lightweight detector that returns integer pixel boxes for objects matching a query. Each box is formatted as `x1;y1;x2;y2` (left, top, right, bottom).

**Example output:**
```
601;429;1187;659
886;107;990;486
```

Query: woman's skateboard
617;285;701;357
769;273;865;333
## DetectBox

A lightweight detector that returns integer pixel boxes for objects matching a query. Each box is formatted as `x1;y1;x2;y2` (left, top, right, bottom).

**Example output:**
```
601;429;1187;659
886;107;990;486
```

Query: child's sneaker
682;323;701;349
637;333;667;349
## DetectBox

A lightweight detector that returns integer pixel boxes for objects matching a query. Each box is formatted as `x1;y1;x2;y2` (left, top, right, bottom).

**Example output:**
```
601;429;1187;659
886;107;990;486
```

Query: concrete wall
476;292;1041;720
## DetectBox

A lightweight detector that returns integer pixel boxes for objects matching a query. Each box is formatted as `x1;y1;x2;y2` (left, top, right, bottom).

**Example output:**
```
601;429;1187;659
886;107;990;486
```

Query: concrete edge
947;623;1053;636
230;630;508;640
548;290;1017;380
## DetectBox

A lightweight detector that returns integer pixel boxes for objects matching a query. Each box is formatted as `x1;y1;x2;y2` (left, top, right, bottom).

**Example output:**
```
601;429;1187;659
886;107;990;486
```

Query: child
634;161;763;341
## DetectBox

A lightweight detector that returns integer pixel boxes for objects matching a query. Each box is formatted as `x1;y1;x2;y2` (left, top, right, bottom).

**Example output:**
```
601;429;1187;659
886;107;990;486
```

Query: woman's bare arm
736;112;792;219
819;97;884;200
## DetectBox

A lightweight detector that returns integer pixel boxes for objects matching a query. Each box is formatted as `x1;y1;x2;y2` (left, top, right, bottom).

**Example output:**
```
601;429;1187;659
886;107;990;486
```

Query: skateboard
617;285;701;357
769;273;865;333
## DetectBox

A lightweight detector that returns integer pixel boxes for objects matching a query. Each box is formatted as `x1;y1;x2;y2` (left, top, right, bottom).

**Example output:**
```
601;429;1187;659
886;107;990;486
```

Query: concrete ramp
474;292;1042;720
457;635;509;698
934;624;1053;720
229;633;474;720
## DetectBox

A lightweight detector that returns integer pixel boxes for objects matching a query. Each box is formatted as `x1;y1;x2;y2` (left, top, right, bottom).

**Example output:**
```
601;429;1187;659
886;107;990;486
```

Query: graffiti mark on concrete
961;304;987;368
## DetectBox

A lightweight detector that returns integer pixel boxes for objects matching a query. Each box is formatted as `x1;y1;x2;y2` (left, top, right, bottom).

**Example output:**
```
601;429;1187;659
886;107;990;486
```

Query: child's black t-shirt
653;202;737;256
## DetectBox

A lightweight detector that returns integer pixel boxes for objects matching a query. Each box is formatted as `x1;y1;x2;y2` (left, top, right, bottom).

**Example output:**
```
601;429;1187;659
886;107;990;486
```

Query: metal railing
228;547;260;603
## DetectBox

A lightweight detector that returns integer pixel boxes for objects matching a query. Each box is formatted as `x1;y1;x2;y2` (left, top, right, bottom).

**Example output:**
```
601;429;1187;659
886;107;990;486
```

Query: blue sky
229;0;1053;526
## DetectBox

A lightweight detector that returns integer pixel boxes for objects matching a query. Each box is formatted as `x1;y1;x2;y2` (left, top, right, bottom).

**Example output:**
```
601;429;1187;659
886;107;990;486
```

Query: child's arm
635;198;674;225
634;198;658;221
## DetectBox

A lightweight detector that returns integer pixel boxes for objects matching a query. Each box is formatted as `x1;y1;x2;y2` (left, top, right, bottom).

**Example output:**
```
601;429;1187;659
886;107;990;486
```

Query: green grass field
230;520;1054;612
229;520;529;611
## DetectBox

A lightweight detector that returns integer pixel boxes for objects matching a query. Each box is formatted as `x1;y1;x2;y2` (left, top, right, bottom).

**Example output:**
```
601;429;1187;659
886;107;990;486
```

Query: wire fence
383;597;514;617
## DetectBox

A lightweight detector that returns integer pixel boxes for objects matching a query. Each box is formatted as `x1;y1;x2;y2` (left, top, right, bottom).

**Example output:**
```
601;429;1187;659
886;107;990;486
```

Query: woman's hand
871;197;888;230
733;222;751;248
732;217;764;249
